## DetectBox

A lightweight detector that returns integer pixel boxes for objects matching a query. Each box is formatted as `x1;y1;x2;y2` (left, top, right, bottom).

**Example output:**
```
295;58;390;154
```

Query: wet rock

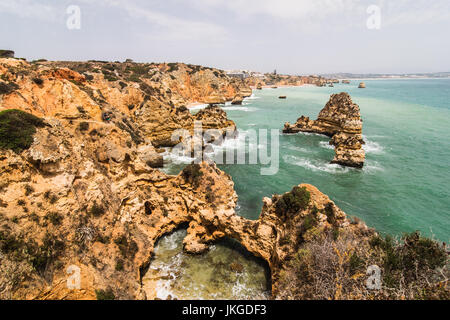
138;145;164;168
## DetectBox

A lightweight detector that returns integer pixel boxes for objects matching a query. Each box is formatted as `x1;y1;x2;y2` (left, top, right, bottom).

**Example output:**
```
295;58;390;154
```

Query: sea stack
358;82;366;88
283;92;365;168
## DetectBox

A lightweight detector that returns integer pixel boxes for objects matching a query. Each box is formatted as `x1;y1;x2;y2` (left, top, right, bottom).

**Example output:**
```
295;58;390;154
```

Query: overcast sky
1;0;449;74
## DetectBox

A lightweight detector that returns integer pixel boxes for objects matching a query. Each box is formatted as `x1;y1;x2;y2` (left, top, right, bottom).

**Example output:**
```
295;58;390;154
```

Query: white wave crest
283;155;350;173
222;106;259;112
319;141;334;150
363;140;384;154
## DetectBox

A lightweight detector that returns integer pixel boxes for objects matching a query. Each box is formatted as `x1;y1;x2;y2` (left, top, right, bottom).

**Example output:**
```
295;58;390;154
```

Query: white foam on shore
161;149;195;165
363;140;384;154
283;155;384;174
188;104;209;111
222;106;259;112
286;144;310;153
244;94;260;101
319;141;334;150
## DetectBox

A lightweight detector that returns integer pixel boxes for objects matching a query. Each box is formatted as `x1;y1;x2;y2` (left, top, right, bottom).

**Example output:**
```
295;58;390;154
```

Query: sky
1;0;449;75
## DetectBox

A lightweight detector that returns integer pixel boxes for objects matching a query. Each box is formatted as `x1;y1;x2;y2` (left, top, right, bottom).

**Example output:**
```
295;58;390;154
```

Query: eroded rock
283;92;365;168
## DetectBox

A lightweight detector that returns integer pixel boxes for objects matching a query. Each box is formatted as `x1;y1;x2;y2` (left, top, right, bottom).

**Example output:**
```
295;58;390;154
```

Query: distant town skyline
1;0;449;75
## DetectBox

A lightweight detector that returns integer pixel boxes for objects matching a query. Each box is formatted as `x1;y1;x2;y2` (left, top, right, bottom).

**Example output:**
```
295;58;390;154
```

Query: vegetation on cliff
0;109;45;153
276;228;448;300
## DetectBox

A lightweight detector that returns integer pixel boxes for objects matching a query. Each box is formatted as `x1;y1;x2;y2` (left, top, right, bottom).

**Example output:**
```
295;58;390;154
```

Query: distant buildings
226;70;265;80
226;70;250;80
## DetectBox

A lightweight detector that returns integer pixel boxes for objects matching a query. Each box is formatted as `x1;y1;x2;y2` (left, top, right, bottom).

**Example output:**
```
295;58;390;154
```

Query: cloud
191;0;450;28
381;0;450;26
80;0;229;42
0;0;60;21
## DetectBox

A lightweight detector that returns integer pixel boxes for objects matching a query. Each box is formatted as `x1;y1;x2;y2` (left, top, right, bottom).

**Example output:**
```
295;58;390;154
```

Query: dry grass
276;230;449;300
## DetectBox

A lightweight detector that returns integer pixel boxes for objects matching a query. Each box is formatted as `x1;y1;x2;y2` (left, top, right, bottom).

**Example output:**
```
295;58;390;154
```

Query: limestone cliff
283;92;365;168
1;58;446;301
0;59;246;148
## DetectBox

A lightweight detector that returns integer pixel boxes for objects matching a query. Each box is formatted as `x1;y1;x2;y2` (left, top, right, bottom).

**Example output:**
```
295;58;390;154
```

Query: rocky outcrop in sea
283;92;365;168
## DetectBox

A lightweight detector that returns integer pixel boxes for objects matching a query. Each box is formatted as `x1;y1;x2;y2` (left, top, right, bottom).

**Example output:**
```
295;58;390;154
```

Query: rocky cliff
0;57;245;299
0;58;447;301
0;58;248;148
283;92;365;168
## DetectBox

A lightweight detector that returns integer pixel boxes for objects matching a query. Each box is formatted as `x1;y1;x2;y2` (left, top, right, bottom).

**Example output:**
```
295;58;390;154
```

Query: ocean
151;79;450;299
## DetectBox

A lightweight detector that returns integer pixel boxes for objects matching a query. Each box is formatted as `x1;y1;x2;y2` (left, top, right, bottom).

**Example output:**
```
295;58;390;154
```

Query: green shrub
349;252;364;275
126;73;141;83
24;184;34;196
89;202;105;217
114;235;138;258
115;259;124;271
0;109;45;153
167;63;179;72
78;122;89;132
0;232;27;256
0;82;19;95
31;233;65;273
95;288;115;300
182;164;203;187
32;78;44;85
43;190;58;204
45;212;63;226
129;65;150;75
276;186;311;216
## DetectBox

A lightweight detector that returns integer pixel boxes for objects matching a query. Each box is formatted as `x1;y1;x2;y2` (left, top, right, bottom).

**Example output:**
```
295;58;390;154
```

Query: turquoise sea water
217;79;450;242
153;79;449;299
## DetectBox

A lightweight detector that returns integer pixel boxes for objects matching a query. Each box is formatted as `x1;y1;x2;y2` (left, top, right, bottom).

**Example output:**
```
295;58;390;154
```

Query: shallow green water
143;230;270;300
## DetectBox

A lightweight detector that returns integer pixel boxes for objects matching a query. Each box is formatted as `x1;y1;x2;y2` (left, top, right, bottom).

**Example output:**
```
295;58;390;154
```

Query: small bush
95;288;115;300
114;236;138;258
0;82;19;95
115;259;124;271
182;164;203;187
45;212;63;226
276;186;311;216
30;233;65;273
167;63;179;73
24;184;35;196
129;65;150;75
78;122;89;132
32;78;44;85
89;202;105;217
0;109;45;153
